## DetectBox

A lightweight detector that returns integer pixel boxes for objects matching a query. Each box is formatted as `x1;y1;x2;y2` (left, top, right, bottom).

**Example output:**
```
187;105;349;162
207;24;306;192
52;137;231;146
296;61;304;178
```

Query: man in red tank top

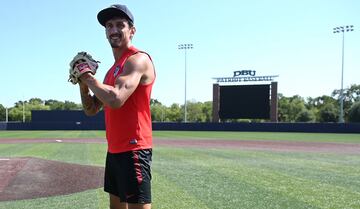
75;4;155;209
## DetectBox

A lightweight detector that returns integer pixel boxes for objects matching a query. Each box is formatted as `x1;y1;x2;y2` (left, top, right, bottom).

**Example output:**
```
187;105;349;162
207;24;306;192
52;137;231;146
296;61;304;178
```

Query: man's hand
68;52;100;84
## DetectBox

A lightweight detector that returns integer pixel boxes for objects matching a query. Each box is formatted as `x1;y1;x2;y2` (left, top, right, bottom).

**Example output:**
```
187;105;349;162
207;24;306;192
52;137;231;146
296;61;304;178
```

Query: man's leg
128;203;151;209
110;194;127;209
110;194;151;209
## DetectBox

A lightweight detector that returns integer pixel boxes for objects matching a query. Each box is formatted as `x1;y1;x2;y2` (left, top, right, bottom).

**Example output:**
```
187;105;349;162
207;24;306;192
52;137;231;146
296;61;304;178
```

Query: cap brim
97;8;132;26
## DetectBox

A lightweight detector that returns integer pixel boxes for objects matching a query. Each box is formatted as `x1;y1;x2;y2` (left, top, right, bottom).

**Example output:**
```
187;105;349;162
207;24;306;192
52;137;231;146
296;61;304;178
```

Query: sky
0;0;359;107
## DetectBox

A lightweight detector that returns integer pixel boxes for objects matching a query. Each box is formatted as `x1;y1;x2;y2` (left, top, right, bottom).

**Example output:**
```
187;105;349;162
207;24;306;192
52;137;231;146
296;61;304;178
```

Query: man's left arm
79;53;152;108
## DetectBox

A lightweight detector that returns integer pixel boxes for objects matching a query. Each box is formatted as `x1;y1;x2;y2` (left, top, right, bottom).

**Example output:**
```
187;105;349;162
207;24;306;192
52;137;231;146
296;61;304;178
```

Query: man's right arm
79;83;103;116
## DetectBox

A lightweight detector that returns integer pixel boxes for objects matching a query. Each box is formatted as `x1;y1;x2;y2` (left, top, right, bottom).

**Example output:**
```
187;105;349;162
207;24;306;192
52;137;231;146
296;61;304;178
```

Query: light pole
178;44;193;123
22;100;25;123
333;25;354;123
5;107;8;123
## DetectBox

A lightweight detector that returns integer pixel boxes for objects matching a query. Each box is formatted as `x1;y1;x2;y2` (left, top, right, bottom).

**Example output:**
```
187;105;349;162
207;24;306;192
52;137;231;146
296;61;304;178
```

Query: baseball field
0;131;359;209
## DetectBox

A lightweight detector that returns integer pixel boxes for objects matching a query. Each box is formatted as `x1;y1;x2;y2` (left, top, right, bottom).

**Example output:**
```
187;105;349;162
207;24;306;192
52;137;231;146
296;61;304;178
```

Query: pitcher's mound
0;157;104;201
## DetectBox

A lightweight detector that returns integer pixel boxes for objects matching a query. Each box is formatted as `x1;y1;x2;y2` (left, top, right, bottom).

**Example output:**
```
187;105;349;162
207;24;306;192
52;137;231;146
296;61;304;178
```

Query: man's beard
110;42;120;48
109;33;123;48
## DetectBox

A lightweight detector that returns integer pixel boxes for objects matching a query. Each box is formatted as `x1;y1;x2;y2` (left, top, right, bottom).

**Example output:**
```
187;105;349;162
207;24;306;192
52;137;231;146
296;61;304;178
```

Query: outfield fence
0;110;358;133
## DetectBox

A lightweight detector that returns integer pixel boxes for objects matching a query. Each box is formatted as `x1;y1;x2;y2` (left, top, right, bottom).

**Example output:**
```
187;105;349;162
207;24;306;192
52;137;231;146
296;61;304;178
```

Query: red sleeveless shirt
103;46;154;153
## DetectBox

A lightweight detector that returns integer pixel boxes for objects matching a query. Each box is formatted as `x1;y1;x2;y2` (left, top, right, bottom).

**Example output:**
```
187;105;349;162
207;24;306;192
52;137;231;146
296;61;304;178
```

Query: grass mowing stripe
0;144;27;156
205;152;360;209
0;143;60;159
154;147;320;209
87;143;107;167
154;147;359;209
248;152;360;192
51;143;89;165
191;148;360;193
0;143;106;166
1;131;360;143
153;131;360;143
216;150;360;188
96;188;109;209
152;171;210;209
46;143;106;166
14;143;63;160
0;131;105;139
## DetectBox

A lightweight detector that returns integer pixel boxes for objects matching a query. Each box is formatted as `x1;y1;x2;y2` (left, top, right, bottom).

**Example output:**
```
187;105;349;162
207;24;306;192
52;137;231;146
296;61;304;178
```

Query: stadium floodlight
178;44;193;123
333;25;354;123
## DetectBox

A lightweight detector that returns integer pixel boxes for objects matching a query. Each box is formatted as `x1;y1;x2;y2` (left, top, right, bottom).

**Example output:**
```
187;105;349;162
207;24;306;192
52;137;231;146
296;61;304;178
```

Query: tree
29;98;44;106
306;95;338;122
318;103;338;123
8;101;26;122
150;99;165;122
187;101;205;122
348;102;360;123
346;84;360;103
8;104;25;122
45;99;66;110
45;99;82;110
278;94;290;122
278;95;308;122
332;84;360;104
150;103;166;122
150;99;162;106
296;109;316;122
167;103;182;122
332;84;360;121
0;104;5;121
63;101;82;110
307;95;338;109
8;99;50;122
202;101;212;122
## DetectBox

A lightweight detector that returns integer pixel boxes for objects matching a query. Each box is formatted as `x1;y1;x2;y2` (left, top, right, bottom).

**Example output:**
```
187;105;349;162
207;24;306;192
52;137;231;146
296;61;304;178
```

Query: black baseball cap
97;4;134;27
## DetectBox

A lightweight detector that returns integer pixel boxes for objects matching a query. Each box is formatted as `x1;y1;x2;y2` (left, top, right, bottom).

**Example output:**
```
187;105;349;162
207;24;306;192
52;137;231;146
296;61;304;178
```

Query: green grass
0;130;105;139
154;131;360;143
0;130;359;143
0;131;359;209
153;147;360;209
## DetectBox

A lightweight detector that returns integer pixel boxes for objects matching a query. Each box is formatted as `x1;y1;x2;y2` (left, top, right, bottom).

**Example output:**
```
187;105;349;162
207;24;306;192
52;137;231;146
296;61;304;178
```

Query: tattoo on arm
80;86;102;115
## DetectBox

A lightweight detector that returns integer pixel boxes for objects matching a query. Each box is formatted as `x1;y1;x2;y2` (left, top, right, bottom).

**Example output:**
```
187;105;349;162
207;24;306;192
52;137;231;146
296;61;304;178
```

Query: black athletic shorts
104;149;152;204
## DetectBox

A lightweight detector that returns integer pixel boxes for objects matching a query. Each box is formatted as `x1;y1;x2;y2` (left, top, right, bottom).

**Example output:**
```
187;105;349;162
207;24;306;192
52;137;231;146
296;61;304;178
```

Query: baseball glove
68;52;100;84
